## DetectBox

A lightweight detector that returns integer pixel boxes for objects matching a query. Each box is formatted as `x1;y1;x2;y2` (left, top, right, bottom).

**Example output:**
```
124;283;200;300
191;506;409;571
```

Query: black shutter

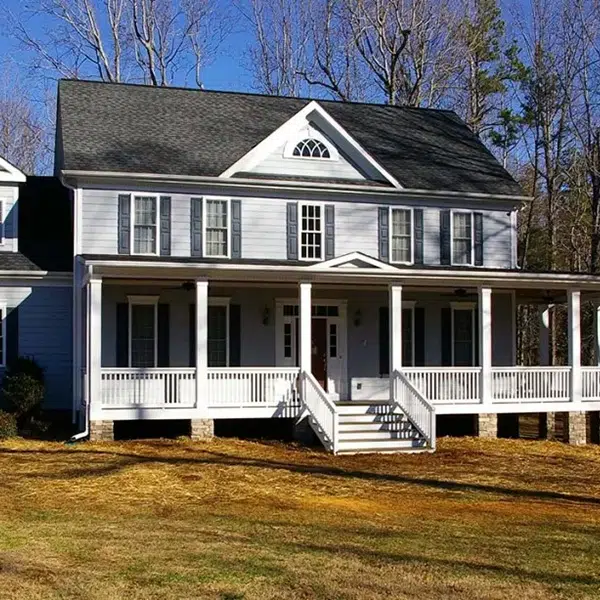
191;198;203;257
231;199;242;259
440;210;451;265
157;304;169;367
474;212;483;266
118;194;131;254
414;307;425;366
5;306;18;367
378;207;389;262
473;309;479;367
414;209;424;265
116;303;129;367
189;304;196;367
159;196;171;256
287;203;298;260
379;306;389;376
441;307;452;366
324;204;335;260
229;304;241;367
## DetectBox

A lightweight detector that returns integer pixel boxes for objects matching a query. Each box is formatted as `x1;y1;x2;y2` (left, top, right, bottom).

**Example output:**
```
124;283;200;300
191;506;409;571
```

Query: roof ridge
57;78;457;114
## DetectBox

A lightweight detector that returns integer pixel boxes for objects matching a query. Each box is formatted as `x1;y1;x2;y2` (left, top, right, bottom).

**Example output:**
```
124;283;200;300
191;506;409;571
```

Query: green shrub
6;357;44;384
0;410;17;440
3;373;45;417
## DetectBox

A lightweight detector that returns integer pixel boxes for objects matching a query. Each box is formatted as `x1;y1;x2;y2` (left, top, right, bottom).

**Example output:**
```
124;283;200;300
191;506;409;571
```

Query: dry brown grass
1;436;600;599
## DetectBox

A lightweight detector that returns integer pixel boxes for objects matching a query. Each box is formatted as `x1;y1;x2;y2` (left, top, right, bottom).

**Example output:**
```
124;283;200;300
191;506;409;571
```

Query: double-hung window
299;203;323;261
133;195;158;255
204;198;229;258
452;211;473;265
129;298;158;367
452;307;475;366
390;208;413;264
208;303;229;367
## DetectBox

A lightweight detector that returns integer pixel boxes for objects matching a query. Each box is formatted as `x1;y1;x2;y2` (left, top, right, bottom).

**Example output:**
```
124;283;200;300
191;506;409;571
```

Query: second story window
452;212;473;265
300;203;323;260
204;198;229;258
390;208;412;264
133;196;158;254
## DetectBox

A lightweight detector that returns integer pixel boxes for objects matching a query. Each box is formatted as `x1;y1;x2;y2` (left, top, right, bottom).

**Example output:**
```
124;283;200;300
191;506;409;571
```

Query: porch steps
333;401;427;455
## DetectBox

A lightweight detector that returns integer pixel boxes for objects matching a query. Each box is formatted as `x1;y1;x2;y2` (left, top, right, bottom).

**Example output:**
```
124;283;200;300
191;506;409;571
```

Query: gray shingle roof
0;252;43;271
57;80;524;197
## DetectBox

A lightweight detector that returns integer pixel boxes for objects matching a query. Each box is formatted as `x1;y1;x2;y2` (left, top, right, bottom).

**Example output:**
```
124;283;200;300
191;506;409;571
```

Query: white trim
389;206;414;265
0;200;4;246
283;127;339;161
450;210;474;266
314;251;398;272
0;305;7;367
298;201;325;262
130;194;160;256
0;157;26;183
450;304;476;367
128;295;159;368
219;101;402;188
202;196;231;259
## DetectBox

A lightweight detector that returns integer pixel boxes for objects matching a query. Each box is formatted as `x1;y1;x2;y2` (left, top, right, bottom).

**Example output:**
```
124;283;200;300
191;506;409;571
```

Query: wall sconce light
354;309;362;327
262;307;270;326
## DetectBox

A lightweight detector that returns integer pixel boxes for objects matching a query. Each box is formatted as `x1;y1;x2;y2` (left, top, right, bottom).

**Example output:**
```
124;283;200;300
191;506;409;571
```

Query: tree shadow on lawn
1;446;600;507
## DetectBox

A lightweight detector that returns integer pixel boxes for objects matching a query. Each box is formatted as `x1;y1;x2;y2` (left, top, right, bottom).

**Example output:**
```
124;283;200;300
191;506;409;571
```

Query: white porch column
88;276;102;419
594;303;600;366
538;305;551;366
478;287;492;404
568;290;582;403
389;284;403;375
299;282;312;375
196;280;209;414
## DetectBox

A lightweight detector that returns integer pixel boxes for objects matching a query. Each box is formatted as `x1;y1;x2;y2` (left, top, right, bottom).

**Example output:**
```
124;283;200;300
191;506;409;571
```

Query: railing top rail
581;366;600;371
101;367;197;374
207;367;300;374
302;371;338;413
392;370;436;412
403;367;482;373
491;366;571;372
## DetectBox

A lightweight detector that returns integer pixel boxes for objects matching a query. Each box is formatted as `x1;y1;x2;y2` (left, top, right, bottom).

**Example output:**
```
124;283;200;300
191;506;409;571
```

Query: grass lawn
1;436;600;599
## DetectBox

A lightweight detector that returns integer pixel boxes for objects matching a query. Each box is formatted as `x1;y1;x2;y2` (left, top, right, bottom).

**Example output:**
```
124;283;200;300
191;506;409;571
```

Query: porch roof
81;253;600;297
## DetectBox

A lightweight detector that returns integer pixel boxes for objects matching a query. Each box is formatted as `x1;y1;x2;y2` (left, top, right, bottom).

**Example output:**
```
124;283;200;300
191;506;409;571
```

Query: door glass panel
208;305;227;367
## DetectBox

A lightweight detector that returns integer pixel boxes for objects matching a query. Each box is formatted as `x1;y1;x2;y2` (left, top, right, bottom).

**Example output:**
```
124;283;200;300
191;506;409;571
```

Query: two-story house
55;79;600;453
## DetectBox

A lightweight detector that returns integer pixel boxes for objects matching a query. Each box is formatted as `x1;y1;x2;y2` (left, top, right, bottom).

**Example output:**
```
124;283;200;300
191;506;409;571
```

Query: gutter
61;169;531;204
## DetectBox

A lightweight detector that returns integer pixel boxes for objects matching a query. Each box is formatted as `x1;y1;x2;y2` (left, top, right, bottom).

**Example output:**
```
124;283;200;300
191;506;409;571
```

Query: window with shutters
208;304;229;366
390;208;413;264
132;195;159;255
299;203;324;261
129;298;158;367
451;211;474;265
452;307;475;366
203;197;230;258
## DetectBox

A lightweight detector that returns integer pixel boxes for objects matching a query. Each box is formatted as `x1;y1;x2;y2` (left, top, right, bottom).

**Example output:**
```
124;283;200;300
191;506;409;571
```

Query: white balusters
404;368;482;404
491;367;570;403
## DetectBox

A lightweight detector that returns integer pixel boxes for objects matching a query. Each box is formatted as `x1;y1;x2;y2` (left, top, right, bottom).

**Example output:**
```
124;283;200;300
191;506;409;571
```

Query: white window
390;208;413;264
132;195;159;255
452;307;475;366
299;203;323;261
293;138;331;159
128;297;158;368
452;211;474;265
204;198;230;258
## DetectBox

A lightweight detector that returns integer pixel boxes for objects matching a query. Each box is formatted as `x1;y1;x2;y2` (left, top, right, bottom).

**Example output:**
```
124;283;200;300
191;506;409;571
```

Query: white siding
423;208;440;265
0;184;18;252
335;202;379;257
483;210;513;269
241;198;287;260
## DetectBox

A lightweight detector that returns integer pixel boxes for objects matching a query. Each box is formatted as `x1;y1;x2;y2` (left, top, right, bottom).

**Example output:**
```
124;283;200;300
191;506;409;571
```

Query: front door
311;318;328;390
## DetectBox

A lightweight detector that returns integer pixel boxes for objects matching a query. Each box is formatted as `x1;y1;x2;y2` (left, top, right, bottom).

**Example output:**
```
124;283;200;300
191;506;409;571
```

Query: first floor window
133;196;158;254
130;303;156;367
453;308;474;366
452;212;473;265
208;305;228;366
205;199;229;257
402;308;414;366
391;209;412;263
300;204;323;260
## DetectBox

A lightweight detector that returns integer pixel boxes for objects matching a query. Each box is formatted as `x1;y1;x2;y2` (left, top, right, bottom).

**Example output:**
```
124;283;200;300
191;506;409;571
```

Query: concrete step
336;438;427;453
336;402;395;416
338;413;407;424
338;421;413;433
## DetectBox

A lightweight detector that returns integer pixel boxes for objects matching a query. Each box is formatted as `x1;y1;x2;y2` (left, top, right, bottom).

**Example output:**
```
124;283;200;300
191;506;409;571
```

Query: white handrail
404;367;481;404
391;370;436;450
581;367;600;400
300;371;339;453
491;366;571;403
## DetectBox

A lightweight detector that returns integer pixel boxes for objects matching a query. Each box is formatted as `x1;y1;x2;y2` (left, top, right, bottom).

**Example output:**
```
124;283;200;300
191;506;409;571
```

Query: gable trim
309;251;399;272
219;101;403;188
0;157;26;183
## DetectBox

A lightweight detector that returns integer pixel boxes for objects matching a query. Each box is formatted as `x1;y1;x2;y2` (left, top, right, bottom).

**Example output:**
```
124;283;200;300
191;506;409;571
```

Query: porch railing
101;368;197;407
207;367;300;407
391;370;435;449
582;367;600;400
403;367;482;404
300;371;338;453
491;367;571;403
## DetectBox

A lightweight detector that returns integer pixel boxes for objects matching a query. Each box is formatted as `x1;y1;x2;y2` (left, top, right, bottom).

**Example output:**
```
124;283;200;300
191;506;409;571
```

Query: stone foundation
89;420;114;442
190;418;214;440
293;417;315;445
477;413;498;438
565;411;587;445
546;412;562;441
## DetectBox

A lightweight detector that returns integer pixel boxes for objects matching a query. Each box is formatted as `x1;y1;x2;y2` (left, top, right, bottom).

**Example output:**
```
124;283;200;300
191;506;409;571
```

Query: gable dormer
0;156;26;253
